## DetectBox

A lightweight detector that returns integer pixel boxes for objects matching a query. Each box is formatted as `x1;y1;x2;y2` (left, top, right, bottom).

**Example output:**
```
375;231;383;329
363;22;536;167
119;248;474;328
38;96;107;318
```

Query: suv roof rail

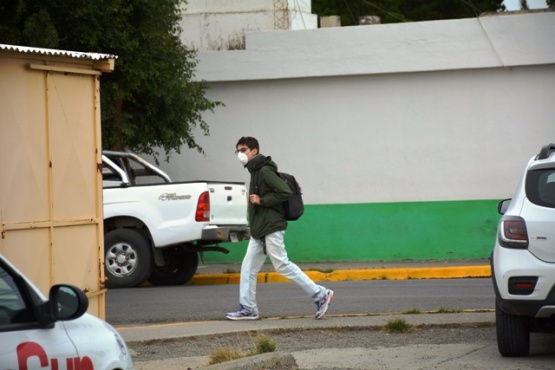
538;143;555;160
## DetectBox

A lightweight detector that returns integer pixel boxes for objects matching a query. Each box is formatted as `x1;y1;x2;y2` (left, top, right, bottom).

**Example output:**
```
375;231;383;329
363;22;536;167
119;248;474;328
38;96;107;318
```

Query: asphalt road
105;278;494;325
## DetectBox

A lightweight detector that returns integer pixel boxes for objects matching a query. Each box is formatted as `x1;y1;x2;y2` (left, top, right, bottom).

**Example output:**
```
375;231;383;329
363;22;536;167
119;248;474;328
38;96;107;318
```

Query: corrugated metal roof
0;44;117;60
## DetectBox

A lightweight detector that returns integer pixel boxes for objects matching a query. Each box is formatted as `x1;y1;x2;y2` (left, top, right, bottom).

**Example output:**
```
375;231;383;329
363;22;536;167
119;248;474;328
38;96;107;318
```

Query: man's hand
249;194;261;205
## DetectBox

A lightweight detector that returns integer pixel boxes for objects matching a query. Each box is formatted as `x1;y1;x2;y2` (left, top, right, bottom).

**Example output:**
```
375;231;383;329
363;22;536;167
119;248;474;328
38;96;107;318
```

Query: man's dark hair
236;136;259;151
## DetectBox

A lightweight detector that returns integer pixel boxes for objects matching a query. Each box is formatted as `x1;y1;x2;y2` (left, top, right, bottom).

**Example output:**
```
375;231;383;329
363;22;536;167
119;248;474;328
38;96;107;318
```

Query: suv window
525;168;555;208
0;265;34;326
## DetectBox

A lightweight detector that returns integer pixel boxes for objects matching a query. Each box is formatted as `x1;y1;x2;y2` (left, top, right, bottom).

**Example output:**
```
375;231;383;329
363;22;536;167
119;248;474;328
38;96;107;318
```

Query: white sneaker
225;305;259;320
315;289;334;319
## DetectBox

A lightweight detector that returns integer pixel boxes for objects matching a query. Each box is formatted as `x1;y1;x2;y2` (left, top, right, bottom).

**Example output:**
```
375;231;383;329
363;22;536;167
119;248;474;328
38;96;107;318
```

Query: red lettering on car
64;357;95;370
17;342;48;370
16;341;95;370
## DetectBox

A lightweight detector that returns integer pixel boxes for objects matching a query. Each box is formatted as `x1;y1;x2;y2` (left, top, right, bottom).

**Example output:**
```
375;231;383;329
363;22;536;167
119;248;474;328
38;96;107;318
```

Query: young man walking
226;136;334;320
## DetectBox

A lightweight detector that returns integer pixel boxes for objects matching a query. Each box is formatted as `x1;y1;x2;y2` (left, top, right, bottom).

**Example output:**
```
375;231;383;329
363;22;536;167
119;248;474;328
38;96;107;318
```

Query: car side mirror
49;284;89;321
497;199;511;215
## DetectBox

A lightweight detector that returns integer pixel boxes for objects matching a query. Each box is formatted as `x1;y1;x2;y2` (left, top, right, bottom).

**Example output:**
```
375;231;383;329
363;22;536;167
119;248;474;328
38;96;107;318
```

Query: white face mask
237;152;248;165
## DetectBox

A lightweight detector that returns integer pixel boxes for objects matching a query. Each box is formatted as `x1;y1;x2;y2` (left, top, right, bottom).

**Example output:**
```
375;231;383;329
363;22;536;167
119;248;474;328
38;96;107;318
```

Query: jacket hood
246;154;278;173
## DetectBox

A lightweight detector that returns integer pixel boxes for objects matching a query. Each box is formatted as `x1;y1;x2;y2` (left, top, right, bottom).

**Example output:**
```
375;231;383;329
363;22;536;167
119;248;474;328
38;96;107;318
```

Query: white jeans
239;230;325;313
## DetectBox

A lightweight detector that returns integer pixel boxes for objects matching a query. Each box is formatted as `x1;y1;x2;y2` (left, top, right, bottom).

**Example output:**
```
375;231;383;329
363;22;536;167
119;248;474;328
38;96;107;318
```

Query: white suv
492;143;555;357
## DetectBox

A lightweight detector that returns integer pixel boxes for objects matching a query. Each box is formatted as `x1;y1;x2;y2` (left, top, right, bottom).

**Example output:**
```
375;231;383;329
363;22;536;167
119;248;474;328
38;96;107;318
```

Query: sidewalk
121;259;503;369
119;310;495;343
121;311;497;369
122;310;553;370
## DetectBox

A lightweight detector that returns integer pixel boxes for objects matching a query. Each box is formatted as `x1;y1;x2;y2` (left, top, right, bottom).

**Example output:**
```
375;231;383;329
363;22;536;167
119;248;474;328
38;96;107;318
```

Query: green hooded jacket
245;154;292;239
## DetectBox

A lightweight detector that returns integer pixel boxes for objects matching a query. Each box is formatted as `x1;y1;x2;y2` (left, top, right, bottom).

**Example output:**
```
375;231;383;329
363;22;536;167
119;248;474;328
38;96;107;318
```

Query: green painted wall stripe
205;199;501;264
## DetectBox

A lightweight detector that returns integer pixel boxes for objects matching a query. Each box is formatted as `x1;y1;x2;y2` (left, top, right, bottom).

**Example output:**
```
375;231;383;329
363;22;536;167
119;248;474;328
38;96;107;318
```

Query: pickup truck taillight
195;191;210;222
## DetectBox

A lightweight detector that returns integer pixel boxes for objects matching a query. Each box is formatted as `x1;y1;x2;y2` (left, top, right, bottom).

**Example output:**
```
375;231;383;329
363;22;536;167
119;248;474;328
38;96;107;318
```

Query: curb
187;265;492;285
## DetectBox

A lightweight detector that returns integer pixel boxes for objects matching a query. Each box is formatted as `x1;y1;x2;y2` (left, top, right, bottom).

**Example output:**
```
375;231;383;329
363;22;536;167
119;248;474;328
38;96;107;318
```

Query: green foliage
436;306;463;313
208;333;276;365
0;0;220;160
402;307;422;314
384;317;413;333
312;0;506;26
253;333;277;354
208;346;245;365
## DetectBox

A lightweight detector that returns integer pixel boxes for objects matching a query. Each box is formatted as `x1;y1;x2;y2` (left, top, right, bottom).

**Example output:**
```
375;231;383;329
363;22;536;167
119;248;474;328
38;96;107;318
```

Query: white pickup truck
102;151;249;289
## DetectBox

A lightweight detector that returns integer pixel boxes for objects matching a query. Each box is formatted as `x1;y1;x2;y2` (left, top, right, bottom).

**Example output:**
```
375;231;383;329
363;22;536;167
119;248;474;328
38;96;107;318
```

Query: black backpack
278;172;304;221
253;169;304;221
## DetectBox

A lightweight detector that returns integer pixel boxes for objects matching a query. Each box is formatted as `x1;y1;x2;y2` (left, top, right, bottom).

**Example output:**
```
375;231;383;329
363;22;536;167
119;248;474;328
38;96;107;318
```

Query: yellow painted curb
188;265;491;285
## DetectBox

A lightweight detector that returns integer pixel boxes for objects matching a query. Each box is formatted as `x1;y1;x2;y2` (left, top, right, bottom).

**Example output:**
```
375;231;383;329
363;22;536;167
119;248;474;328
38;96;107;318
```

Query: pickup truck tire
148;246;199;286
104;229;153;289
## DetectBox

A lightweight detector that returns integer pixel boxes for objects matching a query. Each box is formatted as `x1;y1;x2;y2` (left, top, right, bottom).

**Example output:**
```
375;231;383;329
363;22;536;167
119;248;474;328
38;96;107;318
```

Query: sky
503;0;549;10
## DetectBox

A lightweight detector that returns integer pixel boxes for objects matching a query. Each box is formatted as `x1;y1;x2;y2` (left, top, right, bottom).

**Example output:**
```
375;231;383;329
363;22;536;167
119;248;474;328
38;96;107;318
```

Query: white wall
180;0;317;51
194;11;555;80
162;11;555;205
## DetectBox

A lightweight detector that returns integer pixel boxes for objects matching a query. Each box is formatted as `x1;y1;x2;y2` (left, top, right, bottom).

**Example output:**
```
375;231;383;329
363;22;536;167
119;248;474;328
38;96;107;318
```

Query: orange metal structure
0;45;116;318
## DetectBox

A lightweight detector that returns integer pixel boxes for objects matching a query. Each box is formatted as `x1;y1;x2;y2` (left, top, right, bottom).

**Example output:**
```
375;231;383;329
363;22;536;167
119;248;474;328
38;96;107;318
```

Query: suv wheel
495;299;530;357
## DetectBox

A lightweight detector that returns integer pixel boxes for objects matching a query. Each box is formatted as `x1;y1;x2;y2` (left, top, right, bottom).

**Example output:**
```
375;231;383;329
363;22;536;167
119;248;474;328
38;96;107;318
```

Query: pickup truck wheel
148;246;199;286
104;229;153;289
495;299;530;357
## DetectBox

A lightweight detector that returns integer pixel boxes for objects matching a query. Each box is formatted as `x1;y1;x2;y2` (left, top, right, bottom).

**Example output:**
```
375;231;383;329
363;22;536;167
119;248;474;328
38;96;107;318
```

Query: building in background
168;7;555;265
180;0;317;51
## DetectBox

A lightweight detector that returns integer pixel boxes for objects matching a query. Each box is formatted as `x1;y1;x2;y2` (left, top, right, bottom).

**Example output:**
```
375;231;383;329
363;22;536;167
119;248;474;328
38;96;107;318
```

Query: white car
0;253;134;369
492;143;555;357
